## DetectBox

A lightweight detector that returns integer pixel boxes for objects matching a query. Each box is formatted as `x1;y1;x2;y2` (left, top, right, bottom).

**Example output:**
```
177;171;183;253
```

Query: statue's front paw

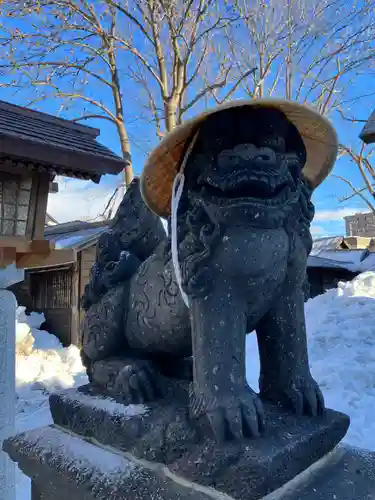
260;375;325;417
190;385;266;442
113;361;161;404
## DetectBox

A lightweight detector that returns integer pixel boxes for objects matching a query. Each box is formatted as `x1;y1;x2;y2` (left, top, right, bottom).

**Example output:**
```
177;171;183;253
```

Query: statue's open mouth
198;169;296;206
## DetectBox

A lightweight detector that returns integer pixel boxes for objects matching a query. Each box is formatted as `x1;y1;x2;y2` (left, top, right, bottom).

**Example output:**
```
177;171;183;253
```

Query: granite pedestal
3;381;359;500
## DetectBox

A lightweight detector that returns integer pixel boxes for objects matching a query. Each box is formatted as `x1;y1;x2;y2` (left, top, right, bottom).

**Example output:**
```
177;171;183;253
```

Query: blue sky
1;83;373;235
0;4;374;234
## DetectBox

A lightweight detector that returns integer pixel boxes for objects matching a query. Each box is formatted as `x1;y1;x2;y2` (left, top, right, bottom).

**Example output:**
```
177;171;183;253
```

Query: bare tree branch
2;0;375;215
0;0;134;187
337;109;368;123
230;0;375;115
71;114;116;123
332;174;375;212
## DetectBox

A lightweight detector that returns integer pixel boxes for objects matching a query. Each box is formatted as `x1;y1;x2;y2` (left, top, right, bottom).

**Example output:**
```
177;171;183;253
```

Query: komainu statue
81;99;338;442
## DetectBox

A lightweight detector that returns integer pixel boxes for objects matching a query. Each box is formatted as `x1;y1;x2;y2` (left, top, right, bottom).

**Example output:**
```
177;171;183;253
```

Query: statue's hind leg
80;177;170;402
81;280;166;404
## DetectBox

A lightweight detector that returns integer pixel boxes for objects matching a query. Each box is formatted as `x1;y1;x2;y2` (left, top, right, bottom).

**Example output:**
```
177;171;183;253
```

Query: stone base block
270;445;375;500
4;425;213;500
5;425;375;500
43;384;350;500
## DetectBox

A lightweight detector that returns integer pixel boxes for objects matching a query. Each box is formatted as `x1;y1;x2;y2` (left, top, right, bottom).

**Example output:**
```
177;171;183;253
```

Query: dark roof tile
0;100;127;182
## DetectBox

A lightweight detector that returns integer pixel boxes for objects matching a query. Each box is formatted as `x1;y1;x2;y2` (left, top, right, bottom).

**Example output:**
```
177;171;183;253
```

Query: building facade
11;220;110;347
345;212;375;237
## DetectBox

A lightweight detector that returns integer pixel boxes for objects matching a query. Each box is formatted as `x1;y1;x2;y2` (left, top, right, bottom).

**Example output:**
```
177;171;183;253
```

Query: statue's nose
252;147;277;166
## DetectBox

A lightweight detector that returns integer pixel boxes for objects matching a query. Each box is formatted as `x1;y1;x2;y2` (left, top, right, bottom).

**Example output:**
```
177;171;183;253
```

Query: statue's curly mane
176;192;222;299
169;176;315;300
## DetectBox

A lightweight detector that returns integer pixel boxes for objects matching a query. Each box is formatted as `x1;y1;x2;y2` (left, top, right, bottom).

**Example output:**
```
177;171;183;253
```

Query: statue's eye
218;149;240;168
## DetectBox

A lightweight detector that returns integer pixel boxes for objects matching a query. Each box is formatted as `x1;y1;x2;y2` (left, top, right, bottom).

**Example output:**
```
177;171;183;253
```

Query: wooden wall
29;267;74;346
12;267;74;345
11;243;98;348
79;246;96;297
307;267;357;299
77;246;97;344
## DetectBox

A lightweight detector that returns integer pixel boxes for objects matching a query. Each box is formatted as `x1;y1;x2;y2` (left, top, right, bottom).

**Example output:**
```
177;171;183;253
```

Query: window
0;172;32;236
31;269;72;309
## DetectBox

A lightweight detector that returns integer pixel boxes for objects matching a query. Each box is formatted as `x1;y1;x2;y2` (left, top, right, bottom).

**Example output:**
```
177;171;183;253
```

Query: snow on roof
45;212;59;226
309;234;375;273
308;250;375;273
311;236;345;254
45;222;110;251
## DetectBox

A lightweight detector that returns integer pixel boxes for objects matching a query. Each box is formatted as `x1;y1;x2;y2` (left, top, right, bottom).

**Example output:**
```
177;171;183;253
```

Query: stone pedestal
3;381;358;500
0;264;24;500
0;289;17;500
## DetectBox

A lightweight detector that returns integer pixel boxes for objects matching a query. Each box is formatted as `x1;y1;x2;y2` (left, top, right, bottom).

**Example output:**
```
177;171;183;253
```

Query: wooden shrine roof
0;100;127;183
360;109;375;144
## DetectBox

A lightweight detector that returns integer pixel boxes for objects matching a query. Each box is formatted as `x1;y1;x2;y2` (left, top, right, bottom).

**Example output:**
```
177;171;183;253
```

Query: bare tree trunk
165;100;177;132
285;0;293;99
116;121;134;187
107;10;134;188
258;47;265;98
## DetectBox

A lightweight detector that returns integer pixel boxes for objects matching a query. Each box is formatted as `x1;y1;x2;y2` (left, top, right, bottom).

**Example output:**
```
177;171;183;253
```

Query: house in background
344;212;375;237
13;219;111;346
0;98;124;251
0;98;126;343
309;104;375;297
14;227;375;344
307;236;375;298
311;235;375;252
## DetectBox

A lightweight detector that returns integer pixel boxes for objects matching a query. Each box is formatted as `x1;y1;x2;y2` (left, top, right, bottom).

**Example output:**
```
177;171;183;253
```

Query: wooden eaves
360;109;375;144
0;237;76;270
0;100;127;183
0;100;124;270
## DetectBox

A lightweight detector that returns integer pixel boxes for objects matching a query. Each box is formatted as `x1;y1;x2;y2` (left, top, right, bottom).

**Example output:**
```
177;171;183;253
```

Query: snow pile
246;271;375;450
305;272;375;449
16;307;88;416
14;307;88;500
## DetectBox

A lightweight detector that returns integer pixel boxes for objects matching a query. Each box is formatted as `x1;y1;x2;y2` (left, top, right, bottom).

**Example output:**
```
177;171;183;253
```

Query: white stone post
0;264;24;500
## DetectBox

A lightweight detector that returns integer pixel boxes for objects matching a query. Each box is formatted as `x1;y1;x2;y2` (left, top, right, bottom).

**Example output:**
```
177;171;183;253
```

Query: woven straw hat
140;98;338;218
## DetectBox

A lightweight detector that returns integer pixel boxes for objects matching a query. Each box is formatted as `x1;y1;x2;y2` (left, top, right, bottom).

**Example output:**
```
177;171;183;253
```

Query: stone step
4;424;375;500
268;445;375;500
3;425;214;500
45;385;350;500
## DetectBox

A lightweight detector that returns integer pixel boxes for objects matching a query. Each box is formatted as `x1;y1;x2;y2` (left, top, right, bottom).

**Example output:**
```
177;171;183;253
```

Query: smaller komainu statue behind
81;99;338;442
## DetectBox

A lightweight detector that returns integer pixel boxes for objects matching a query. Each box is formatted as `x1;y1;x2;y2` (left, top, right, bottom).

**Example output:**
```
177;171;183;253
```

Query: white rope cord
171;130;200;308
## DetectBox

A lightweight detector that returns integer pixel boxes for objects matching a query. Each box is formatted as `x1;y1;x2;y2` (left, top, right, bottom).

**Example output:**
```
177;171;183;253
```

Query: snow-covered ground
10;271;375;499
15;307;88;500
246;271;375;449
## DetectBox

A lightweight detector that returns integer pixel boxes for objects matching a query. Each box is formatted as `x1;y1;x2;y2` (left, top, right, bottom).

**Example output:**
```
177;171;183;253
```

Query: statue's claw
210;391;265;442
113;361;161;404
260;375;325;417
191;386;266;442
